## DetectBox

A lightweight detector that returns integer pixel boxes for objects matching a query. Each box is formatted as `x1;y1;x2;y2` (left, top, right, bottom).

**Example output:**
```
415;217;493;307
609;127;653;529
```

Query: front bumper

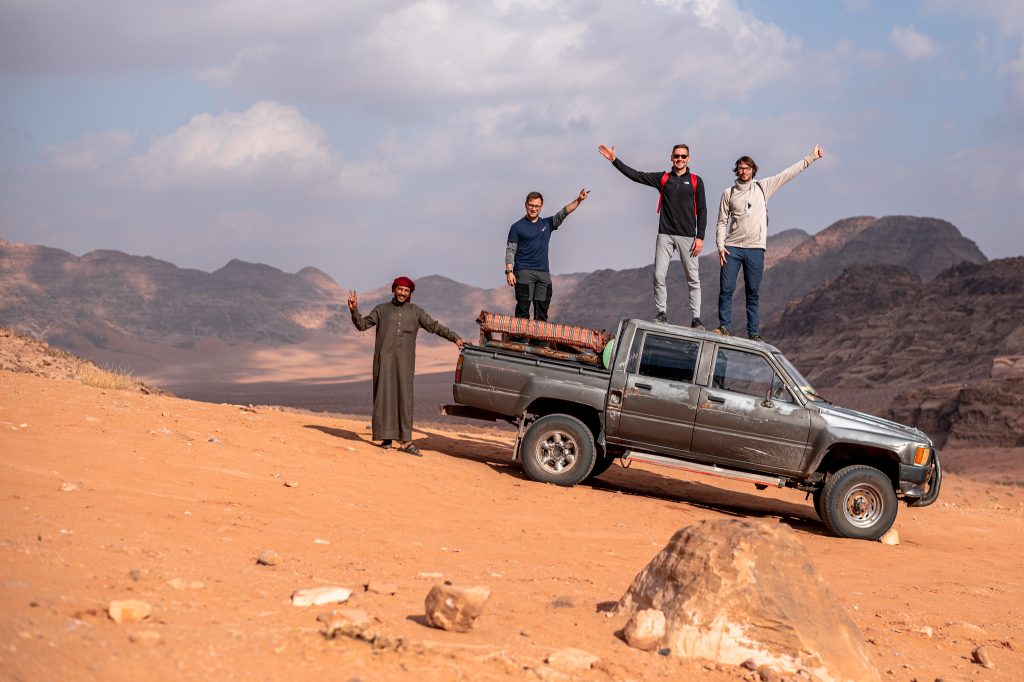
900;450;942;508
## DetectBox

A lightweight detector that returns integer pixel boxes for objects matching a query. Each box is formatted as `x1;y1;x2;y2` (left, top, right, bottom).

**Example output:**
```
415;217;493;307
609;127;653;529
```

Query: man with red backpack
598;143;707;328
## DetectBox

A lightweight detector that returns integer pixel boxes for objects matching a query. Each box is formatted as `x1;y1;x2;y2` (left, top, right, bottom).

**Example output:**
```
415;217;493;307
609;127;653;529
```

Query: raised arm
348;291;380;331
759;144;824;198
563;188;590;215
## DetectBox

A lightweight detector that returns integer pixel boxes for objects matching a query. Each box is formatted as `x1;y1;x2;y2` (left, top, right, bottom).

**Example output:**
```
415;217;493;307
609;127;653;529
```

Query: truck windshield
772;352;826;402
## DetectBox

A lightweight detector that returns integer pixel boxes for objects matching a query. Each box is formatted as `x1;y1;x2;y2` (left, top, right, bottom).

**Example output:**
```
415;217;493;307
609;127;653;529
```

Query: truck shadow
416;427;826;536
589;466;826;536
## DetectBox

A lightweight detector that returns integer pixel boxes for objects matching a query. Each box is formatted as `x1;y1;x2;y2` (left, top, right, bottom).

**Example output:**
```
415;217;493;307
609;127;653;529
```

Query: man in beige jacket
714;144;824;341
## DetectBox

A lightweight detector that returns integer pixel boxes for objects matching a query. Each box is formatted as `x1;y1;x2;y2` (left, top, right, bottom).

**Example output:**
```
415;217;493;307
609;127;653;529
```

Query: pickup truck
442;318;941;540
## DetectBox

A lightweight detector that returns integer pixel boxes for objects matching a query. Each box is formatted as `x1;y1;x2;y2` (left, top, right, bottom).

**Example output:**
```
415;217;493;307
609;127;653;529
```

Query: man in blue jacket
505;188;590;321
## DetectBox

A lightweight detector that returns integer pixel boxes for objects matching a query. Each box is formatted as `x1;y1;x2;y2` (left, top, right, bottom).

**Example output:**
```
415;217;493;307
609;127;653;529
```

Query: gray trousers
653;234;701;318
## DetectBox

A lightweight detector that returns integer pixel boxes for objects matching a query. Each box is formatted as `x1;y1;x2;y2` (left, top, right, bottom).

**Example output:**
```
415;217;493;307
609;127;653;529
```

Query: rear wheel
520;414;596;486
820;465;898;540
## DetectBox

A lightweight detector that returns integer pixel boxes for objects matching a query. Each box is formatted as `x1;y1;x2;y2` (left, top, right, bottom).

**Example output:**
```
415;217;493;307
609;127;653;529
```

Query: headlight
914;446;931;465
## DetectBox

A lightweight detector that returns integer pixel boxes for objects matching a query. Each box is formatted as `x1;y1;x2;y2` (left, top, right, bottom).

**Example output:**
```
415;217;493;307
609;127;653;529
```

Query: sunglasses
672;154;689;160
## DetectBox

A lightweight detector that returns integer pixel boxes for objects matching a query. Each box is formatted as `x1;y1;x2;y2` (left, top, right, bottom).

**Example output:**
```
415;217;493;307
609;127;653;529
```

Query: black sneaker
712;327;731;336
749;334;764;342
653;311;667;324
691;318;705;330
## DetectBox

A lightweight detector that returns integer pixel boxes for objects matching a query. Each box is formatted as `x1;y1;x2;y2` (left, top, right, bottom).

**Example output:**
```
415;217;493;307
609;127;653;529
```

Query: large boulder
616;519;879;682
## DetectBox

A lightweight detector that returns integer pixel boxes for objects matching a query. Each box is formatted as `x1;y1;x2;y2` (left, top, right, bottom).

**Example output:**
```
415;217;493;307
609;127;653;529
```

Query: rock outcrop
616;519;879;682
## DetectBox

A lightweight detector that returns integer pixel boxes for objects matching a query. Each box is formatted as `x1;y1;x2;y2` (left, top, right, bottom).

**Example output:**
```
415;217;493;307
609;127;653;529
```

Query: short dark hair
525;191;544;204
672;144;690;155
733;156;758;178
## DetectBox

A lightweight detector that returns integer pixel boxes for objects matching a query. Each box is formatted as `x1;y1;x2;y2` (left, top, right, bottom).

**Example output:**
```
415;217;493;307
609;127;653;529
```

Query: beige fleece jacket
716;151;819;250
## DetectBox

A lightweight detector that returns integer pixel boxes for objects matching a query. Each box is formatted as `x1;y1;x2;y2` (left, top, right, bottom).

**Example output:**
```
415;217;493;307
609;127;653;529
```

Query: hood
816;404;931;445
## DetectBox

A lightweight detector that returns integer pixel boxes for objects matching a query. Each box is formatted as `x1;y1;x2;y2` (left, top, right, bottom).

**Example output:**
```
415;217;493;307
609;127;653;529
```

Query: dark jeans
718;247;765;336
514;269;552;321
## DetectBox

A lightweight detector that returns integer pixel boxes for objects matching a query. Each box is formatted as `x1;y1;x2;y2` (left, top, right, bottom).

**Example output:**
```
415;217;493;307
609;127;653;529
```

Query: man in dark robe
348;276;463;456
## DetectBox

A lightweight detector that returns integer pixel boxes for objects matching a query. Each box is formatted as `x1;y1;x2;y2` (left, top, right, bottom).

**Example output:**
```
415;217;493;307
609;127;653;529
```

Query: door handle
708;395;726;404
635;383;652;390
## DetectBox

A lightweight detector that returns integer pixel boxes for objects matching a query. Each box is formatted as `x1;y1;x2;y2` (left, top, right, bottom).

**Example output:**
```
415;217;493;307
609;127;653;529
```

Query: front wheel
820;465;898;540
520;414;596;486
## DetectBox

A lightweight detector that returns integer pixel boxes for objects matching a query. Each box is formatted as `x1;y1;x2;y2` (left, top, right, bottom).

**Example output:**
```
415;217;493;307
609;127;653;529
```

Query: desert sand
2;368;1023;681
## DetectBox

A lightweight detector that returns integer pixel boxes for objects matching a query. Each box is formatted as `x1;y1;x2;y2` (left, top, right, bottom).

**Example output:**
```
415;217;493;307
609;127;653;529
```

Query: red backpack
657;171;700;216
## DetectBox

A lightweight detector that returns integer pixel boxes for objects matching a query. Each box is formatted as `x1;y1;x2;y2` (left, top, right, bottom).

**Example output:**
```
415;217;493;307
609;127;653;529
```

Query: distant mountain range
4;215;1021;447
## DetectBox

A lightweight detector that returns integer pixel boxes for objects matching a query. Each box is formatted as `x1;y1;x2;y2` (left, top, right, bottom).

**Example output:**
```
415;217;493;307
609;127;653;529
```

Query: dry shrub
73;360;143;392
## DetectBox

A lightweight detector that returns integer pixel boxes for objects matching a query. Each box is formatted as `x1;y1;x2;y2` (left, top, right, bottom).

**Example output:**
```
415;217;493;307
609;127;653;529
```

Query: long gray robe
351;299;460;441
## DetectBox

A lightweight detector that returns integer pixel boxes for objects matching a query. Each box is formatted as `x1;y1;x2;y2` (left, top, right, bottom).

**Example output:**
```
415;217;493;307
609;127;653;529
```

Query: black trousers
513;269;552;321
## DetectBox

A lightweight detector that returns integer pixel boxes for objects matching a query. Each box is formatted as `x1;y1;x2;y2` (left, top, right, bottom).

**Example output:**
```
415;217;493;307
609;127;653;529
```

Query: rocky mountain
763;257;1024;447
0;240;348;346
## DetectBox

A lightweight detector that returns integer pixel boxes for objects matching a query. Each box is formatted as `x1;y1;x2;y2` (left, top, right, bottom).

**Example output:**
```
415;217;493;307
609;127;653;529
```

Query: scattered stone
108;600;152;624
128;630;163;647
58;481;80;492
318;608;373;641
85;416;99;423
313;538;330;545
616;519;880;681
551;596;576;609
345;446;356;452
283;480;299;488
423;583;491;632
878;529;900;545
418;571;444;579
372;634;405;652
291;586;353;607
972;645;994;669
365;581;397;595
915;626;933;638
545;647;599;671
257;549;281;566
758;665;784;682
167;578;205;590
741;659;759;671
207;436;220;444
622;608;666;651
127;568;144;581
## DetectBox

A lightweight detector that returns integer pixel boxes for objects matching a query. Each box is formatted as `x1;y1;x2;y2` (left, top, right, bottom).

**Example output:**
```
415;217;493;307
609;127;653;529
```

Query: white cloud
889;24;940;60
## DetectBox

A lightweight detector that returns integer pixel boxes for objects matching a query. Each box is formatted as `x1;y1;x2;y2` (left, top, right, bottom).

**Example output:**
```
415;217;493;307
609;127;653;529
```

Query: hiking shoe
691;317;705;330
749;334;764;342
653;311;667;324
378;439;393;449
712;327;731;336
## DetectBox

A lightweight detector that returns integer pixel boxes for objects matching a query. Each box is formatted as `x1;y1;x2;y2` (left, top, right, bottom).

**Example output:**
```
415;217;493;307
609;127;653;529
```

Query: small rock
128;630;163;646
127;568;144;581
423;583;491;632
283;480;299;488
878;529;900;545
972;645;994;669
257;549;281;566
365;581;397;595
758;665;784;682
372;634;404;652
58;482;80;492
741;659;759;671
622;608;666;651
108;600;152;624
915;626;933;638
318;608;373;641
545;647;599;671
418;571;444;579
207;436;220;444
550;596;576;609
292;586;353;607
167;578;205;590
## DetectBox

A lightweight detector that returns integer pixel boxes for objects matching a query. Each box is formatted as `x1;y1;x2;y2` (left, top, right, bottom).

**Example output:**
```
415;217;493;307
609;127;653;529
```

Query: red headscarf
392;276;415;293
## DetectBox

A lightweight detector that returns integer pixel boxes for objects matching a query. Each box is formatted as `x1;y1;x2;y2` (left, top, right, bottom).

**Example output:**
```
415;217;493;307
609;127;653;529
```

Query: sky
2;0;1023;291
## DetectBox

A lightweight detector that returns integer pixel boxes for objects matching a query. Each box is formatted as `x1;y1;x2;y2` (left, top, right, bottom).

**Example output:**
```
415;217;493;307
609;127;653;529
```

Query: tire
585;452;617;481
820;465;898;540
812;488;824;520
520;414;596;486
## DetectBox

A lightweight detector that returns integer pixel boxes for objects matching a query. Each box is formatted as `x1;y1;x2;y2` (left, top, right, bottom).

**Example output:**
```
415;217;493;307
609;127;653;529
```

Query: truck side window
712;349;775;398
638;335;700;383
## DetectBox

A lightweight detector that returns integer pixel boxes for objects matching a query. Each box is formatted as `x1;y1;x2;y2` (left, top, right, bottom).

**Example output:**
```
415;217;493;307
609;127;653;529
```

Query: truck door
608;332;701;456
691;346;810;473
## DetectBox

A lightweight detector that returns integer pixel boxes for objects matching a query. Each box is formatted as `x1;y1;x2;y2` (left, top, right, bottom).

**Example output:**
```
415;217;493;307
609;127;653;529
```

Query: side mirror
760;383;775;409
